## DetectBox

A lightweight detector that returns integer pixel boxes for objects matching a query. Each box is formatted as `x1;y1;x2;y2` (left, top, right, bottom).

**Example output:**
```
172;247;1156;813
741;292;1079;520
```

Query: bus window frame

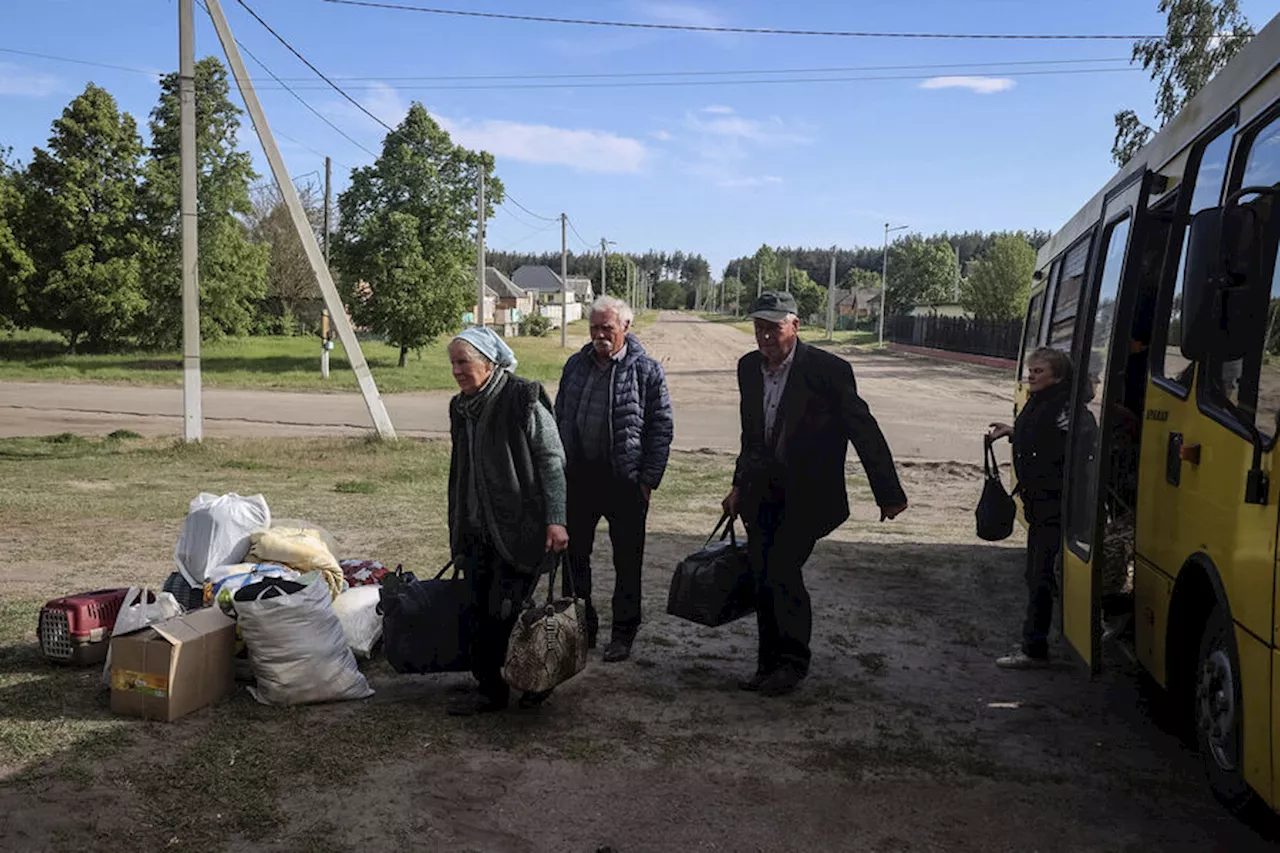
1065;205;1137;564
1046;231;1096;356
1150;110;1240;401
1017;288;1047;382
1198;101;1280;449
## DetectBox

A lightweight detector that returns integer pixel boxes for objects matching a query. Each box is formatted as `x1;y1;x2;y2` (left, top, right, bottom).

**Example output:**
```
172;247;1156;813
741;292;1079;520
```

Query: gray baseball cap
746;291;798;323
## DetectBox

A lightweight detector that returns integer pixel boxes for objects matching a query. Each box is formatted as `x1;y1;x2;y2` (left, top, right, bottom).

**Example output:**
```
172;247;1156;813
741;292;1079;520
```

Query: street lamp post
879;222;909;348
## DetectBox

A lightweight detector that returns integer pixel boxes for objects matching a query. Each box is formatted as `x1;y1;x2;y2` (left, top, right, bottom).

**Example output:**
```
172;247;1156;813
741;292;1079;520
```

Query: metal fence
885;315;1022;360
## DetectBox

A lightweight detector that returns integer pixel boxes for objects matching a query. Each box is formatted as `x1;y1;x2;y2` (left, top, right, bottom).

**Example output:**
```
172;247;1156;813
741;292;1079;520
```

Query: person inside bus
986;347;1077;669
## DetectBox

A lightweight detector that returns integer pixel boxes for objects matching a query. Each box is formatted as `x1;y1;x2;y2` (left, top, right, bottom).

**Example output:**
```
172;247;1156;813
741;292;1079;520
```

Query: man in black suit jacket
723;291;908;696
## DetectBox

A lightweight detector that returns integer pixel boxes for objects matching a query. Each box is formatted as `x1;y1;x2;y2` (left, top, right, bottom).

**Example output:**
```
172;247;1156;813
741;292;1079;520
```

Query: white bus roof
1037;13;1280;270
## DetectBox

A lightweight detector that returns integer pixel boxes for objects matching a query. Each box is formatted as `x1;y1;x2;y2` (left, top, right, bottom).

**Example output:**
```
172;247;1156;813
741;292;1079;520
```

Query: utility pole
880;222;909;348
826;246;837;341
476;169;486;327
560;213;568;348
954;243;961;303
179;0;201;442
206;0;395;439
756;264;762;299
321;155;332;379
785;259;791;293
601;238;608;300
323;156;332;268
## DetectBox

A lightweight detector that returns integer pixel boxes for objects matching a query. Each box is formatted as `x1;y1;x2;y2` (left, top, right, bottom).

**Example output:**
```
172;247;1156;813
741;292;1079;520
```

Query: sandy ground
2;314;1275;851
0;312;1014;463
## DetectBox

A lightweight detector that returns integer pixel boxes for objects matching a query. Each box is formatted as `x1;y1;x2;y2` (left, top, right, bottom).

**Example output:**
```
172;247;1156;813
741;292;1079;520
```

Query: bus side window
1019;291;1046;382
1158;126;1235;386
1048;236;1091;354
1220;113;1280;437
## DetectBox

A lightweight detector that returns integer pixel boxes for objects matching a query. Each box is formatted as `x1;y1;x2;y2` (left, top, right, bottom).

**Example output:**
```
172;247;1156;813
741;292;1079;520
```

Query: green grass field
0;312;652;393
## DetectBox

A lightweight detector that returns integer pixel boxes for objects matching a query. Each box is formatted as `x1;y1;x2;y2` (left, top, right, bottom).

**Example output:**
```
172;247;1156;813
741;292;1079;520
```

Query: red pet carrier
38;588;132;665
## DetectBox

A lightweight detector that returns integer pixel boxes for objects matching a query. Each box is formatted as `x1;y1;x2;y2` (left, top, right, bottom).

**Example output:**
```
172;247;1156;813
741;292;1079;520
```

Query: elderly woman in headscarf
445;326;569;715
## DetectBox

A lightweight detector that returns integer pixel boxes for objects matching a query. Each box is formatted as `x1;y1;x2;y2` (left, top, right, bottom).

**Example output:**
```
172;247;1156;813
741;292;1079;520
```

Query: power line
494;203;544;231
246;65;1141;91
0;47;160;76
253;56;1137;82
233;0;395;134
505;194;559;223
317;0;1164;41
492;219;560;251
565;217;593;252
193;0;379;158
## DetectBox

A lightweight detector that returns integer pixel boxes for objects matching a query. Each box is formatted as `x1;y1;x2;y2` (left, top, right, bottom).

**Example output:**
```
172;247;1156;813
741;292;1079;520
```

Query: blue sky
2;0;1276;278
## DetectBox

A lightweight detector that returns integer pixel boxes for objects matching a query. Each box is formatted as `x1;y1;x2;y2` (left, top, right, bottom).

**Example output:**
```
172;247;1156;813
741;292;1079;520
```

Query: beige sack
247;527;343;599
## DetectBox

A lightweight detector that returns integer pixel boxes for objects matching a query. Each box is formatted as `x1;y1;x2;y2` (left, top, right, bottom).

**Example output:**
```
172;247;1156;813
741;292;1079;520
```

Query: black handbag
667;514;755;627
976;436;1017;542
379;561;473;674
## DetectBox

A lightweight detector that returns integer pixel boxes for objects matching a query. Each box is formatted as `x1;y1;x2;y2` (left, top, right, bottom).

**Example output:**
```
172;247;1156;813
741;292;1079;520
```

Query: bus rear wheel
1194;604;1254;811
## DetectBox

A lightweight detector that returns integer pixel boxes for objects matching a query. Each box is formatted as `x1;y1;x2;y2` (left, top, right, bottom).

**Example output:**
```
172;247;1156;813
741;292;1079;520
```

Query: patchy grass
334;480;377;494
0;322;602;393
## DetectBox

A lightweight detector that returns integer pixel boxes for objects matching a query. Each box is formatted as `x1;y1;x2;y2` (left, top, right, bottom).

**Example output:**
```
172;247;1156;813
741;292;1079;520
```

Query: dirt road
0;312;1013;462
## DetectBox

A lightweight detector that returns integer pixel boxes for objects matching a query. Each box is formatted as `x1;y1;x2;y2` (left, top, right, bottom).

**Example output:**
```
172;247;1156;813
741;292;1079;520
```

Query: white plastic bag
332;586;382;659
235;576;373;706
174;493;271;587
102;587;184;688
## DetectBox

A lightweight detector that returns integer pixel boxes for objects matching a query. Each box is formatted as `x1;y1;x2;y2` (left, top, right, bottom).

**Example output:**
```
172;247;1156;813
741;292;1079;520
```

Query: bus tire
1194;603;1254;811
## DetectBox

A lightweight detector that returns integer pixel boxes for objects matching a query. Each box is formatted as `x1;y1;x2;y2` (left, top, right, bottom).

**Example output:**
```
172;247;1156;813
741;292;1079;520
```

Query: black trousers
746;497;819;676
564;466;649;640
1022;502;1061;659
464;539;537;703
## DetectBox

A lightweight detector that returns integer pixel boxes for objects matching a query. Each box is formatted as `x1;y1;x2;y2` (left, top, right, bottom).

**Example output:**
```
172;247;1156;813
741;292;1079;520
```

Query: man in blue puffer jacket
555;295;674;662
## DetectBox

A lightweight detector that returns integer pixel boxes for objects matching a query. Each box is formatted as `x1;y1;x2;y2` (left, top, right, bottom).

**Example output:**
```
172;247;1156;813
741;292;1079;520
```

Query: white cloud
919;76;1015;95
0;63;59;97
633;1;723;29
439;117;648;174
684;110;813;146
718;175;783;189
650;129;674;141
701;105;735;115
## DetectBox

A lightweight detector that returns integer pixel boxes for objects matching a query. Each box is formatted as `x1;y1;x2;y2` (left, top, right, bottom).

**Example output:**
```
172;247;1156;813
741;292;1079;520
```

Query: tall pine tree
139;56;268;345
23;84;148;351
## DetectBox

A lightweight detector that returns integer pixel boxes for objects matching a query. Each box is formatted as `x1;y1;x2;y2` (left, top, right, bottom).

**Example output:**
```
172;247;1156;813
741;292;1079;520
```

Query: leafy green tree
654;279;686;310
595;253;632;299
140;57;269;345
720;276;746;314
335;103;501;366
960;235;1036;321
885;238;957;316
1112;0;1253;166
22;84;148;351
840;267;881;293
0;149;34;330
787;268;827;322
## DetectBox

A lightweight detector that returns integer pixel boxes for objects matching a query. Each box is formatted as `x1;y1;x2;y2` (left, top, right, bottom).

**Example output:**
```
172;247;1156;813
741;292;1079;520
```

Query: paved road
0;313;1014;462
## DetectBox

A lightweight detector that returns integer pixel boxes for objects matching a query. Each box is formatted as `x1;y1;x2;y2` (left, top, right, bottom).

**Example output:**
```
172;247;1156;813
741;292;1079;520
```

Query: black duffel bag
667;514;755;627
976;436;1017;542
379;561;473;674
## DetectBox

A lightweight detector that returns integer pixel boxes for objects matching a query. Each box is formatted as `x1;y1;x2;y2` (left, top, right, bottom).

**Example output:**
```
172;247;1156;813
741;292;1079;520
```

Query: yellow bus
1017;14;1280;811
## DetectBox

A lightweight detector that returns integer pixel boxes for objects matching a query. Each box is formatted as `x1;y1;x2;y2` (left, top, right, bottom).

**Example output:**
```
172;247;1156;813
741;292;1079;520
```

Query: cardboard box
109;608;237;722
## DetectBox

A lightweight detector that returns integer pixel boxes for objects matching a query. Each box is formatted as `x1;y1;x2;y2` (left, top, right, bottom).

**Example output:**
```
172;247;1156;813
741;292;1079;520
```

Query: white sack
332;586;382;659
174;493;271;587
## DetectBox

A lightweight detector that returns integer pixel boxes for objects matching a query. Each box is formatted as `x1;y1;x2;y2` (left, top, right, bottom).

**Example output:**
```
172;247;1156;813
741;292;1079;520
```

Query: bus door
1061;173;1152;673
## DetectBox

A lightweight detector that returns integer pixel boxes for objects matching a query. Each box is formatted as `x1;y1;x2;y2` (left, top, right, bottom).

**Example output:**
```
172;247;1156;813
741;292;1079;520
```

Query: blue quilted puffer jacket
554;334;674;488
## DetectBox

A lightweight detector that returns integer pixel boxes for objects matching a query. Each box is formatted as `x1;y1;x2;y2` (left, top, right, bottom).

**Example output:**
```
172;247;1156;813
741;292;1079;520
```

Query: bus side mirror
1181;205;1262;362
